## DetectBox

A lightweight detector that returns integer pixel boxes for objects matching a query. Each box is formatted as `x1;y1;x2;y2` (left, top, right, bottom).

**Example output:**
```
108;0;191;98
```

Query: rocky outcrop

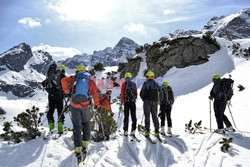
31;50;54;75
119;56;142;78
0;43;33;72
0;81;36;97
146;36;219;77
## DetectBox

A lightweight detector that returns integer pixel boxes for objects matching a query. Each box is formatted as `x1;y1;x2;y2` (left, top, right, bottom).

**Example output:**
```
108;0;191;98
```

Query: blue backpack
72;72;92;104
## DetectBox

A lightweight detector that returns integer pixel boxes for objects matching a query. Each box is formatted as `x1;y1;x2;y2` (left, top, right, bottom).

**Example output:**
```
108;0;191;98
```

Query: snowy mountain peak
203;8;250;39
167;29;201;38
114;37;139;49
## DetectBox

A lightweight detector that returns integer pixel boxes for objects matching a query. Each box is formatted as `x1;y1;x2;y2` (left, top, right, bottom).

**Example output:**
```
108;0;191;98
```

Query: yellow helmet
162;81;169;86
75;65;86;72
58;64;66;71
146;71;154;77
212;74;220;80
125;72;132;78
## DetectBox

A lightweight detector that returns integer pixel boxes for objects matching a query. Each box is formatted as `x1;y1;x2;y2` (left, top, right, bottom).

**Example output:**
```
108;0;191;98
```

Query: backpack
125;80;137;101
142;80;159;101
42;64;62;93
161;86;174;105
72;72;91;104
219;78;234;101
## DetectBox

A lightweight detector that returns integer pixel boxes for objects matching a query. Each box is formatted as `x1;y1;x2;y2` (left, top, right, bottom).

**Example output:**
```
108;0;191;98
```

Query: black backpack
219;78;234;101
125;81;137;101
142;80;159;101
42;64;62;93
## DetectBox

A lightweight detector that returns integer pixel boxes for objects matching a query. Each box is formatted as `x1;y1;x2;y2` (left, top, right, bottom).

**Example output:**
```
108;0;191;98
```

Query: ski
78;150;88;167
130;134;141;142
145;136;156;144
156;136;163;143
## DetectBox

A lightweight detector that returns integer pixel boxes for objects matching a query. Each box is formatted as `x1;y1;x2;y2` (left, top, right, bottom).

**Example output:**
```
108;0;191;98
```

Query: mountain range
0;8;250;98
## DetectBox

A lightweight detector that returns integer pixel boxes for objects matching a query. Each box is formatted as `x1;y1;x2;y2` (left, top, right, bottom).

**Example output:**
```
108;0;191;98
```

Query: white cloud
45;0;116;22
124;23;146;34
18;17;42;28
32;44;82;61
45;19;51;24
163;9;176;16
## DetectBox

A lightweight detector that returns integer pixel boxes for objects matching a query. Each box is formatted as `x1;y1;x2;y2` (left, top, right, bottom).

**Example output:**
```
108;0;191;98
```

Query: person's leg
214;100;224;129
123;102;130;134
130;102;137;132
47;94;56;130
166;105;172;128
70;107;82;148
151;101;159;134
143;100;151;134
221;102;232;127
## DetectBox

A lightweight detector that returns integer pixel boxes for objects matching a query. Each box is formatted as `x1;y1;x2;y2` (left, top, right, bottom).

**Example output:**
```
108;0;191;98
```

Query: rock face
0;43;33;72
120;36;220;78
58;53;91;69
165;29;201;39
0;43;53;97
146;36;219;77
120;57;142;79
203;8;250;40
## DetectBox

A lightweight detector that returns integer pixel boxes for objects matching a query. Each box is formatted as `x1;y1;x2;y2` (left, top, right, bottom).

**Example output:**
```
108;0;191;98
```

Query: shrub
0;107;6;115
202;31;220;49
94;63;105;71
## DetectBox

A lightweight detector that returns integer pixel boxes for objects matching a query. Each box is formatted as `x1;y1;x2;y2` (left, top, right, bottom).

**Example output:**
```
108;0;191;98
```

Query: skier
42;64;66;134
98;89;116;140
209;74;235;134
61;65;101;161
140;71;160;138
159;81;174;135
120;72;137;136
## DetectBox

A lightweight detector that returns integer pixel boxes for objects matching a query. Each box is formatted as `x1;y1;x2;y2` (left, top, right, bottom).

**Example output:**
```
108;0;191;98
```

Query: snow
1;39;250;167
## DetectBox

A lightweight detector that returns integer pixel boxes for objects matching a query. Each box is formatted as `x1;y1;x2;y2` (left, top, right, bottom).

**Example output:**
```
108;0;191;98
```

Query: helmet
162;81;169;86
212;74;220;80
125;72;132;78
146;71;154;77
75;65;86;72
58;64;66;71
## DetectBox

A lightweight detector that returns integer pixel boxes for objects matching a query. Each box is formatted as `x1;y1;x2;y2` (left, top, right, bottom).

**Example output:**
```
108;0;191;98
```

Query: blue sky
0;0;249;56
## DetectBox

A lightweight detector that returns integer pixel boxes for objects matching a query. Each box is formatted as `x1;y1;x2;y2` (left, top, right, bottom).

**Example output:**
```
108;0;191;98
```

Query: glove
208;96;213;100
158;112;162;117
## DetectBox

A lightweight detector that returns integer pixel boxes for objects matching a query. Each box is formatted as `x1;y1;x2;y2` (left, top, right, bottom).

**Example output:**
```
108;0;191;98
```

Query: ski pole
209;99;212;133
58;97;70;122
227;103;237;128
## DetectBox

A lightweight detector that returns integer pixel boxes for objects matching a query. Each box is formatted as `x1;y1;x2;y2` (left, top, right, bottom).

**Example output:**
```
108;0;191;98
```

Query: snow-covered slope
203;8;250;39
0;38;250;167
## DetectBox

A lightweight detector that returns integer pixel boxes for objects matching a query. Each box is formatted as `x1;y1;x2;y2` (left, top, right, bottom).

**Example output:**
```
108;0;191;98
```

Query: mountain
202;8;250;40
60;37;140;68
0;43;53;97
163;29;201;39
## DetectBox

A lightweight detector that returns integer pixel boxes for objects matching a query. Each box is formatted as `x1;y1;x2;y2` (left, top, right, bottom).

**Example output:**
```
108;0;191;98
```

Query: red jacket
61;75;100;109
99;94;112;112
121;80;137;102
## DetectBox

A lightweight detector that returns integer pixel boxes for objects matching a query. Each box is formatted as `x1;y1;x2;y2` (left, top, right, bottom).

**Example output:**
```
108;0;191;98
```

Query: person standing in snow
159;81;174;135
120;72;137;136
140;71;160;138
42;64;67;134
209;74;234;134
61;65;101;159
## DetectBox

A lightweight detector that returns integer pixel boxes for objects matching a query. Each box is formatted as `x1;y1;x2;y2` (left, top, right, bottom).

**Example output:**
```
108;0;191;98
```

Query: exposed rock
0;81;35;97
0;43;33;72
119;56;142;79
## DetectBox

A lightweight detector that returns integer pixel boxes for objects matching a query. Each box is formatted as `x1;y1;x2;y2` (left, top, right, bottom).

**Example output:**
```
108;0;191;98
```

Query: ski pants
214;100;232;129
70;107;91;148
123;102;137;132
47;93;64;123
160;104;172;128
143;100;159;132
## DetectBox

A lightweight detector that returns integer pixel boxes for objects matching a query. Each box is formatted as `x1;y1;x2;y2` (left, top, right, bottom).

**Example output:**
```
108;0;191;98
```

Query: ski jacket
210;79;225;101
61;75;100;109
121;79;138;102
140;79;160;101
99;94;112;112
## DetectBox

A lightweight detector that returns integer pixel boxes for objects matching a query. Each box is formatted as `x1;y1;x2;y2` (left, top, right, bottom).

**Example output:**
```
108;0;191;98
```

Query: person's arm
89;81;101;108
61;76;75;94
